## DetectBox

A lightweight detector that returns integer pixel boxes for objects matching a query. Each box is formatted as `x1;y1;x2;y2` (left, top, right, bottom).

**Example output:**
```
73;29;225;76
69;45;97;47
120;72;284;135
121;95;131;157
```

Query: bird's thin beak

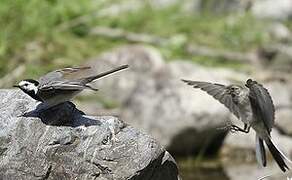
13;85;20;88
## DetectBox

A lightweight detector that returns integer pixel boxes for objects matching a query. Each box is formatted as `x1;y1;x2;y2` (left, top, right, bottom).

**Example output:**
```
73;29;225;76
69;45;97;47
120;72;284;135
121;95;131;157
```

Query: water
178;158;292;180
180;165;229;180
178;158;229;180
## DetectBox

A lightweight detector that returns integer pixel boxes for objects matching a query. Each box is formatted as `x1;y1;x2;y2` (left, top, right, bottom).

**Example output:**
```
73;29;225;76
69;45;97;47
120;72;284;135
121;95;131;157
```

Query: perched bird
182;78;291;172
14;65;129;108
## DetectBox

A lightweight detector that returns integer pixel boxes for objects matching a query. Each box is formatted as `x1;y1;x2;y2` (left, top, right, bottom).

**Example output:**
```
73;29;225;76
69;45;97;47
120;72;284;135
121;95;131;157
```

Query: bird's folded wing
246;79;275;132
39;81;85;91
182;80;240;119
38;67;92;86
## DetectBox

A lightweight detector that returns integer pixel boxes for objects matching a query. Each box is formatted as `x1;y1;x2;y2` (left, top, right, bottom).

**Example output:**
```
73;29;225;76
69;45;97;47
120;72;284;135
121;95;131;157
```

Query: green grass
97;6;270;48
0;0;111;78
0;1;274;79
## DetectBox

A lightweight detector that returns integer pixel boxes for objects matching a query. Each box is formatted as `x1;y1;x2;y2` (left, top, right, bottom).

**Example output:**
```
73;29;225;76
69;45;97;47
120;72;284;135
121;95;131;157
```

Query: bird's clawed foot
17;112;27;117
229;125;243;133
218;123;250;134
17;111;37;118
229;124;250;133
217;125;239;133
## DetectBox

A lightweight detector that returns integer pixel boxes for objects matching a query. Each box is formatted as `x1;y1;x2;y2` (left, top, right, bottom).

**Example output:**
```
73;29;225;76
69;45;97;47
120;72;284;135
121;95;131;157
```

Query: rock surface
251;0;292;20
267;23;291;42
0;89;180;180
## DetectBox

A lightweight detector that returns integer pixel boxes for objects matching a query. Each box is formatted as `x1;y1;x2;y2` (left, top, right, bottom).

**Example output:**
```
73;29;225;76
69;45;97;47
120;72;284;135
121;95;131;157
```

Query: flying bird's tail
264;136;291;172
82;65;129;84
256;134;267;167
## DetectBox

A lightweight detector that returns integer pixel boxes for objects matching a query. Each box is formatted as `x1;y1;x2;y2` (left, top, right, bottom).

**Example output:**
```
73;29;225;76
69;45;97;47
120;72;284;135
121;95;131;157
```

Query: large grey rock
84;45;250;156
0;89;180;180
83;45;292;160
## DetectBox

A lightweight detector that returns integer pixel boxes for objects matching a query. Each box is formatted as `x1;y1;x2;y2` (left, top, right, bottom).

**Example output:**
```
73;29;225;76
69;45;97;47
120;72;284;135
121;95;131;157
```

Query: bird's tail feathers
265;137;291;172
269;137;292;165
82;65;129;83
84;84;98;91
256;134;267;167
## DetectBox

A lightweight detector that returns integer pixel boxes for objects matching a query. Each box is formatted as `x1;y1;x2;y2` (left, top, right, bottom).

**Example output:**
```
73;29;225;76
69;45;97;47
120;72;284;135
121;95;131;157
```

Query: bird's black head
13;79;42;101
245;79;256;88
23;79;39;86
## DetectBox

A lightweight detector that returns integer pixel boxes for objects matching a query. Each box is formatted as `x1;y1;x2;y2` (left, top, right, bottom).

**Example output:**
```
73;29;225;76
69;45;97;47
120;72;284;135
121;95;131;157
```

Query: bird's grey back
246;79;275;132
38;71;63;87
38;67;92;88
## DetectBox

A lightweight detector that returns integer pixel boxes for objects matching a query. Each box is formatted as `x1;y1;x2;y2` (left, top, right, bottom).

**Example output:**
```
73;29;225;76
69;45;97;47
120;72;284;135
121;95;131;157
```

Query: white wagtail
14;65;129;108
182;78;291;172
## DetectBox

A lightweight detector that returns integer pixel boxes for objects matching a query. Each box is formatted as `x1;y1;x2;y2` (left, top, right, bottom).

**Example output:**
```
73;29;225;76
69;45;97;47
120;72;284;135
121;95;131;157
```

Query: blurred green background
1;1;292;179
0;0;277;80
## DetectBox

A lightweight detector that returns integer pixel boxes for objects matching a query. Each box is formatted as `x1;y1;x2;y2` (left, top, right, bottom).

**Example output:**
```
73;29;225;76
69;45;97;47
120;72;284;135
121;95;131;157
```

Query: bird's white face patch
18;80;38;94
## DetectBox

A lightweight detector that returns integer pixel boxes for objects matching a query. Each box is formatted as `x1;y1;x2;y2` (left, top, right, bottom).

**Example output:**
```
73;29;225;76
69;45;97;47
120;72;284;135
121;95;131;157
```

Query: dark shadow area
167;127;228;157
129;151;180;180
21;101;101;127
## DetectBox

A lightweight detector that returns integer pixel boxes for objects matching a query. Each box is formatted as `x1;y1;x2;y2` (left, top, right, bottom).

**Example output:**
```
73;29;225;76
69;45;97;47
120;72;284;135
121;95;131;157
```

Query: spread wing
246;79;275;132
38;67;92;91
182;79;240;119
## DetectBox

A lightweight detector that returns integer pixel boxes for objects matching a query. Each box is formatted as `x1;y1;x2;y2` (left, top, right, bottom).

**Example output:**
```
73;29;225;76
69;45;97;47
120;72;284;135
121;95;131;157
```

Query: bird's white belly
44;90;81;108
238;104;253;124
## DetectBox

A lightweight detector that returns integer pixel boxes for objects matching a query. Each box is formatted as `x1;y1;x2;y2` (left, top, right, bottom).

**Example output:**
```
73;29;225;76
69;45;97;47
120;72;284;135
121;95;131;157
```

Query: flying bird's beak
13;85;20;88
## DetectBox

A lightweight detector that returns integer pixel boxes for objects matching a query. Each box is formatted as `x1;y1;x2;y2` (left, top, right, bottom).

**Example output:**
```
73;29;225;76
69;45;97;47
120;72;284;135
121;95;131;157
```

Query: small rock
268;23;291;42
252;0;292;20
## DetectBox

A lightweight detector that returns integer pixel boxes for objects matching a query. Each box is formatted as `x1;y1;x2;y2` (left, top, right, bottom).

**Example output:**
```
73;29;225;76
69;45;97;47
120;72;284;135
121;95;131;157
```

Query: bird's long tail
256;134;267;167
82;65;129;84
264;136;291;172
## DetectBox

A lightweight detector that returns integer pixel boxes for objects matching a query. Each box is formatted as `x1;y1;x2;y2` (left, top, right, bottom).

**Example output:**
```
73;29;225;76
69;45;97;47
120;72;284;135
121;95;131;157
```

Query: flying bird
14;65;129;108
182;78;291;172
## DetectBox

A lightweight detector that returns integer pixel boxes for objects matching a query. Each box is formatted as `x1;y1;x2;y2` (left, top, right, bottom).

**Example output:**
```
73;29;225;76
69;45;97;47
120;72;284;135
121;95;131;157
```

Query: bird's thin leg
217;121;233;131
231;123;250;133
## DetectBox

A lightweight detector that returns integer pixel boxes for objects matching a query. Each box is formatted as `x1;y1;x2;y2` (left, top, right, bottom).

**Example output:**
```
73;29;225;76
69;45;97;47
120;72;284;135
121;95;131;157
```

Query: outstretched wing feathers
182;79;240;119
